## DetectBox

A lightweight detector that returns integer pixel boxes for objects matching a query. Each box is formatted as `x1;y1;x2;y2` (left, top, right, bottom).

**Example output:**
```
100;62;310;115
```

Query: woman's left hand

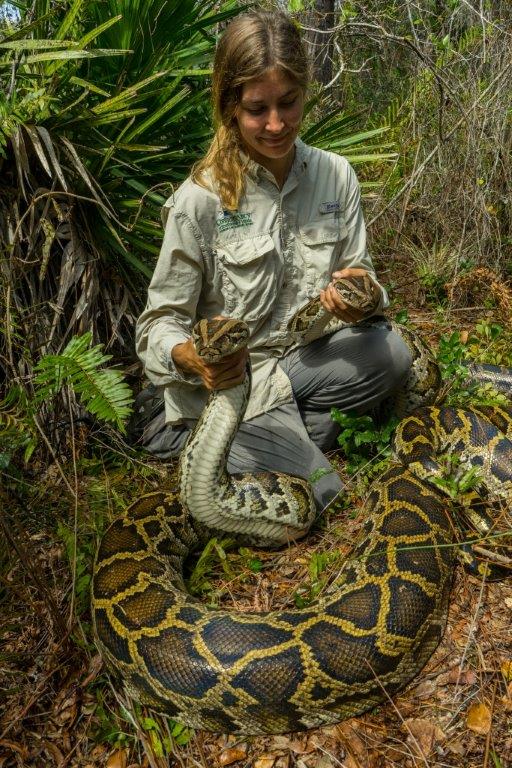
320;267;381;323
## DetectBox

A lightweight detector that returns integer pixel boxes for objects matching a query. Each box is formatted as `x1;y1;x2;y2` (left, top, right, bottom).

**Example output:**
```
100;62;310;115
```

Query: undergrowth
437;318;512;406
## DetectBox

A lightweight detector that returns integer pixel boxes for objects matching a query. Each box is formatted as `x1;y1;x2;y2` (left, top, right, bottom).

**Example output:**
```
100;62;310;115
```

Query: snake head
333;275;380;313
192;318;250;363
288;274;381;339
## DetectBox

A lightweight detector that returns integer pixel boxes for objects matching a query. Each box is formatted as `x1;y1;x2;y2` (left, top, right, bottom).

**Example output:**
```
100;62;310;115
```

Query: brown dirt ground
1;256;511;768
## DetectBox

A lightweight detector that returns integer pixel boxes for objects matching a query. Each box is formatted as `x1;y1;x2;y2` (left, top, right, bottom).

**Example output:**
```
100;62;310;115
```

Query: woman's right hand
171;336;248;391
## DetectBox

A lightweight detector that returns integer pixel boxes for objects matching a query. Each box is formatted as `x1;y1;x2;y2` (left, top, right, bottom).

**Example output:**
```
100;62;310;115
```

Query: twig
57;712;93;768
304;19;465;118
472;545;512;567
363;659;431;767
452;569;487;705
394;140;423;247
367;60;512;227
32;414;77;499
483;680;498;768
109;686;168;768
0;649;71;740
458;0;511;36
9;190;120;254
67;387;80;628
0;510;68;637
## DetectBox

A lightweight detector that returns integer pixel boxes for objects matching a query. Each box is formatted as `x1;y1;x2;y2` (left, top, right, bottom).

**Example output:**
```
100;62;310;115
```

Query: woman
135;9;411;516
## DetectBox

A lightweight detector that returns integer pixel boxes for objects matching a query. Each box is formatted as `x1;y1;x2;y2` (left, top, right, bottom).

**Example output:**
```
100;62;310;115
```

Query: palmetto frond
0;0;396;422
0;0;239;386
302;105;396;170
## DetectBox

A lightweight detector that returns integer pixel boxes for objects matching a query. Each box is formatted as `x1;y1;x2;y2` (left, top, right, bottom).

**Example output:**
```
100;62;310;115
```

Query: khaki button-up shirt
135;139;388;424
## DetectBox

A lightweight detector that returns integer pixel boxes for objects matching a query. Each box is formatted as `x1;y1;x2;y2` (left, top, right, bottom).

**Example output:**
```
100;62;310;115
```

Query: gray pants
139;320;412;510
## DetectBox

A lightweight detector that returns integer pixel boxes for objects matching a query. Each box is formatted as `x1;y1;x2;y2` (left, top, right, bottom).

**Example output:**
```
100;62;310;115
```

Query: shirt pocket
298;219;348;293
215;232;281;322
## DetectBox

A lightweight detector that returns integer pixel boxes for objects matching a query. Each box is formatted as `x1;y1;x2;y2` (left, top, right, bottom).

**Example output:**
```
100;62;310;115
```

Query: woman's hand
171;329;249;391
320;267;381;323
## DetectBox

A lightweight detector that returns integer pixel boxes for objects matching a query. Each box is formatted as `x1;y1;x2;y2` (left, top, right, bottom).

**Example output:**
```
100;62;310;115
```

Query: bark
306;0;336;86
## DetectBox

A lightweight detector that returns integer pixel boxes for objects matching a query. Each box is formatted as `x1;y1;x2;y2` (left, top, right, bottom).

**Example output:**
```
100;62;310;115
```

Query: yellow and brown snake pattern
92;278;512;735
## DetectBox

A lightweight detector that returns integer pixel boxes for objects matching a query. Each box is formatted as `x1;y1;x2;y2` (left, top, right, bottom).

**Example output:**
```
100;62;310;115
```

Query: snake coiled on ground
92;277;512;735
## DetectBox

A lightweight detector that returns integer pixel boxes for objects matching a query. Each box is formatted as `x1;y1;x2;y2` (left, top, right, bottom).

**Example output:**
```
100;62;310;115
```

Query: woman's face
235;67;304;169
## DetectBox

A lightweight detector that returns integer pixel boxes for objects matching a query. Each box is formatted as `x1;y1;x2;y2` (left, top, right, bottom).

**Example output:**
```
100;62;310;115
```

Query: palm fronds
302;106;395;164
0;0;239;384
0;1;397;437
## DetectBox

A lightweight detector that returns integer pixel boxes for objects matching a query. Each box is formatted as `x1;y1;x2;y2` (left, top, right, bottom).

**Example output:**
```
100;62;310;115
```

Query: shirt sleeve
135;207;205;386
337;161;389;313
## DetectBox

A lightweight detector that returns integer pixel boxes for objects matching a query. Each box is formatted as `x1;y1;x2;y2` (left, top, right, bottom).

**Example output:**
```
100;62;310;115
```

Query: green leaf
91;72;168;115
25;48;129;63
170;720;193;745
55;0;85;40
308;466;334;484
0;39;76;49
69;76;110;96
34;333;134;432
395;309;409;324
77;15;123;48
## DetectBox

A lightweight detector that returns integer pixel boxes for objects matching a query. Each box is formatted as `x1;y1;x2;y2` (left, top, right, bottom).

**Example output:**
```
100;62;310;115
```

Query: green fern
34;333;133;433
0;387;37;466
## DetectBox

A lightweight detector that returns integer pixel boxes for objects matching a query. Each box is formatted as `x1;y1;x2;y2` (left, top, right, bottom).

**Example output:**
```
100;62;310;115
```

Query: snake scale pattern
92;277;512;735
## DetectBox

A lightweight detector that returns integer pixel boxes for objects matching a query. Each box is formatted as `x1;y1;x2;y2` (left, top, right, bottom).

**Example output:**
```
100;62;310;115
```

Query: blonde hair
191;10;310;211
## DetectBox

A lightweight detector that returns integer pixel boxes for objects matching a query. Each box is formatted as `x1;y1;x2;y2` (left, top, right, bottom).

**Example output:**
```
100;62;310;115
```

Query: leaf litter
1;269;512;767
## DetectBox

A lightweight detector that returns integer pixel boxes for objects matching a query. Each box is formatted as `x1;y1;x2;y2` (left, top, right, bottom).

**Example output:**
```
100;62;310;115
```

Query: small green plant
0;386;37;467
238;547;263;573
406;240;459;305
331;408;399;476
294;550;339;608
394;308;410;325
57;520;95;620
34;332;134;433
186;537;236;598
466;320;512;367
139;714;193;753
436;329;471;381
308;466;336;484
90;688;135;748
437;321;512;407
416;263;448;304
428;454;483;499
89;693;194;753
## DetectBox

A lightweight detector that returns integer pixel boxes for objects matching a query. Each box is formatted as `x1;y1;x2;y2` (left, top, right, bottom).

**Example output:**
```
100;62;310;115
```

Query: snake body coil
92;279;512;735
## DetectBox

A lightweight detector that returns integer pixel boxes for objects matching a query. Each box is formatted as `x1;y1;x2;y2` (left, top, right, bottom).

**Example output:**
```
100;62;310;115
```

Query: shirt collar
241;137;309;184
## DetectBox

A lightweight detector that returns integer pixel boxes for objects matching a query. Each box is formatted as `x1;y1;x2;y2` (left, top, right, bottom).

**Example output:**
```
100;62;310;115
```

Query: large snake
92;277;512;735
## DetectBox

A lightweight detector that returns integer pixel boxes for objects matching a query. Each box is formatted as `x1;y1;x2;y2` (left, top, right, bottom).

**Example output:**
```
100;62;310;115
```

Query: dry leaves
403;718;446;758
253;756;278;768
106;750;128;768
501;681;512;711
500;659;512;682
466;702;492;735
219;743;248;765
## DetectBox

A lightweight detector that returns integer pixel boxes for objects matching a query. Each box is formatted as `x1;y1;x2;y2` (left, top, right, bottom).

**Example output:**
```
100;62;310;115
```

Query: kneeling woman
135;10;411;530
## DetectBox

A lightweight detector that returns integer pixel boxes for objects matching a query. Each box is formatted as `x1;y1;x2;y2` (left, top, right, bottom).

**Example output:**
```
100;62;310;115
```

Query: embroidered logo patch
319;201;341;214
216;211;253;232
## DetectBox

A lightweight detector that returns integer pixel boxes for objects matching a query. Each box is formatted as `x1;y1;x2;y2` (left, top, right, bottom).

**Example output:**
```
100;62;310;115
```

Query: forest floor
1;251;511;768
